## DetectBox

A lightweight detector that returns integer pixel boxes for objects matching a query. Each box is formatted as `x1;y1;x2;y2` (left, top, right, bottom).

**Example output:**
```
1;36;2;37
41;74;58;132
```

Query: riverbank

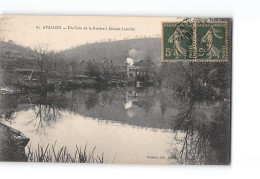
0;78;156;94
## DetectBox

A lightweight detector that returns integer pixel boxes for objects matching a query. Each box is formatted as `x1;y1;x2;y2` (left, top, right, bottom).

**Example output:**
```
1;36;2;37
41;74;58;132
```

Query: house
14;68;45;83
73;74;89;82
100;58;127;79
127;59;154;78
68;60;87;75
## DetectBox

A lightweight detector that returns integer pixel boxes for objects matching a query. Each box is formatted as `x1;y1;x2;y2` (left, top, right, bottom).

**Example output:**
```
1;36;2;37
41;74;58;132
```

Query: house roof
133;59;154;67
14;68;44;73
74;74;88;78
102;58;108;63
80;60;87;65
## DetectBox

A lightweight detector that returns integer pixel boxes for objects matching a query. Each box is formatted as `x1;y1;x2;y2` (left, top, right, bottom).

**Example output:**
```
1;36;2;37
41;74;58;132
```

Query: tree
48;52;70;83
152;65;164;87
69;59;79;81
85;60;101;78
160;61;230;99
33;44;50;86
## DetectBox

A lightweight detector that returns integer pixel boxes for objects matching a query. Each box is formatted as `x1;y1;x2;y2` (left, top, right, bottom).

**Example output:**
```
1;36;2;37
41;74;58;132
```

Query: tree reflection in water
25;94;63;134
169;99;231;165
31;104;61;134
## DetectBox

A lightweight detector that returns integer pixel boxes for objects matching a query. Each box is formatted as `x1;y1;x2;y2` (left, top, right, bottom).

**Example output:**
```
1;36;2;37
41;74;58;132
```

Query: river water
0;87;230;164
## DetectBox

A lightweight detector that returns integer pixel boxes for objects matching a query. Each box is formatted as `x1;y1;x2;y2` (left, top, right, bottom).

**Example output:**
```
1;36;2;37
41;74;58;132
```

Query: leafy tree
85;60;101;78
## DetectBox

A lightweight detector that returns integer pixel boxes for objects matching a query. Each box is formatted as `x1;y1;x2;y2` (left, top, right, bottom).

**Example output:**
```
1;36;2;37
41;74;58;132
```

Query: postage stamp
162;18;229;62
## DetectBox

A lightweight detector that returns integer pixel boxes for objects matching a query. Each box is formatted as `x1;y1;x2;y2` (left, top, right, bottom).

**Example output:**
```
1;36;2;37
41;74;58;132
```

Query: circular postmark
171;18;214;59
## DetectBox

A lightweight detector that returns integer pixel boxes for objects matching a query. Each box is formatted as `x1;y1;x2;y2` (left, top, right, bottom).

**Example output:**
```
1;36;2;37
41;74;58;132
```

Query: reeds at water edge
26;142;104;163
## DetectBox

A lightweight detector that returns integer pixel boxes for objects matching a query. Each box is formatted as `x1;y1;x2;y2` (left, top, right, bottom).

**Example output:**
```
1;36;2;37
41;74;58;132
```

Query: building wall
127;66;153;78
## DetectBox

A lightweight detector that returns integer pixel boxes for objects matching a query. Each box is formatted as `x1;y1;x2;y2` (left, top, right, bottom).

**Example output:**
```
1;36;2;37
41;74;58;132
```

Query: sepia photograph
0;15;231;165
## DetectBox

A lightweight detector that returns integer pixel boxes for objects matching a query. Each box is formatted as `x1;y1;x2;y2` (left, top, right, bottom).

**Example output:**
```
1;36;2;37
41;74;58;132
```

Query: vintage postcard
0;15;232;165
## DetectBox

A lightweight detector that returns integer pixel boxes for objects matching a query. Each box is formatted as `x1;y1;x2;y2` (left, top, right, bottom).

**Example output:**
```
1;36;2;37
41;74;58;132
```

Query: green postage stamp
162;18;231;62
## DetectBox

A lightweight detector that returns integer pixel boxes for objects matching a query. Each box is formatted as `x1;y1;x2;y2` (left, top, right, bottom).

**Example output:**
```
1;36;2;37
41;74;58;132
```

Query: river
0;87;230;164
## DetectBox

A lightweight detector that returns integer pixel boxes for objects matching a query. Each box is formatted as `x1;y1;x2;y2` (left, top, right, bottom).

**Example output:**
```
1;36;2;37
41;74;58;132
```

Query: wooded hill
62;38;161;65
0;41;35;59
0;38;161;65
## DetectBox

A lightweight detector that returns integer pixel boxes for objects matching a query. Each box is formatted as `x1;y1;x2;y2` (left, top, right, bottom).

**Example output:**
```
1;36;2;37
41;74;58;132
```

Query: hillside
63;38;161;65
0;38;162;65
0;41;35;59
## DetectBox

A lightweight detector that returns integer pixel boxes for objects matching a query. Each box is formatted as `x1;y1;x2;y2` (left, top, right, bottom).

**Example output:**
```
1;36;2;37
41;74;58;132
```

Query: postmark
161;18;229;62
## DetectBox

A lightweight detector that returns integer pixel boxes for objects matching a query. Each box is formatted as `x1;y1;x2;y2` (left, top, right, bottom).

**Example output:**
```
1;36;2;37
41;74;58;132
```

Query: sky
1;15;180;51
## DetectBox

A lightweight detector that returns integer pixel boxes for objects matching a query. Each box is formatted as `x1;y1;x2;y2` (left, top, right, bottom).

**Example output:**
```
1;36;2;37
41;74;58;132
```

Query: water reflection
31;104;61;134
0;87;230;164
169;100;231;165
